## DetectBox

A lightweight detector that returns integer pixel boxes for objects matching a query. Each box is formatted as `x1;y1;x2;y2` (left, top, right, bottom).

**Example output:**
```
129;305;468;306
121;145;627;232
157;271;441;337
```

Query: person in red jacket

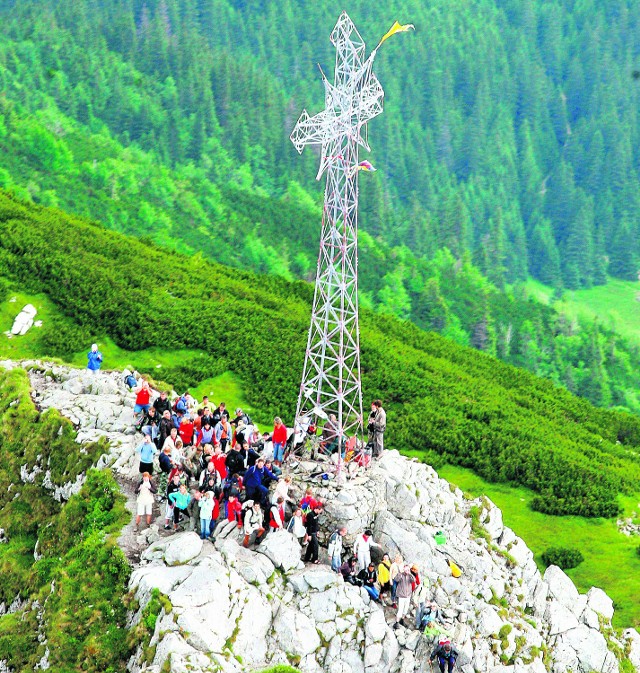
269;496;286;530
133;380;151;422
179;415;195;447
272;417;288;466
211;444;227;480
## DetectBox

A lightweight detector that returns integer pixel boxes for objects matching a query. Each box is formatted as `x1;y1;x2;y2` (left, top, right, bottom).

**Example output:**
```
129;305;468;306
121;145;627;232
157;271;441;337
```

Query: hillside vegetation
0;367;130;672
1;192;640;521
0;1;639;415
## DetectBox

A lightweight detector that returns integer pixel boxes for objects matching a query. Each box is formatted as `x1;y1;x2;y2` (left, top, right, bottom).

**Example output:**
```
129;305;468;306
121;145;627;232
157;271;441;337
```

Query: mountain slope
1;191;639;520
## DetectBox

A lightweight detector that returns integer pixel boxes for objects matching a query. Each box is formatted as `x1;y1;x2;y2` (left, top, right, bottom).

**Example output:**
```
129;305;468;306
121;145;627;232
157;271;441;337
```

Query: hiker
353;529;381;572
153;391;172;416
136;433;158;474
210;444;227;480
214;416;232;452
133;380;151;420
321;414;339;454
287;507;307;544
303;502;323;564
164;474;181;530
390;554;404;607
198;491;216;540
87;343;103;371
199;461;220;491
358;562;380;601
187;489;202;532
393;564;415;629
378;553;392;603
212;401;230;424
300;487;319;514
225;444;246;476
244;458;277;507
340;556;359;585
264;459;281;479
243;501;265;548
158;410;174;447
123;369;137;389
327;526;347;572
140;406;160;441
272;475;293;506
134;472;157;531
179;415;195;447
197;421;215;447
367;399;386;458
168;484;192;531
269;496;286;530
430;641;459;673
272;417;287;466
416;600;443;631
162;427;180;457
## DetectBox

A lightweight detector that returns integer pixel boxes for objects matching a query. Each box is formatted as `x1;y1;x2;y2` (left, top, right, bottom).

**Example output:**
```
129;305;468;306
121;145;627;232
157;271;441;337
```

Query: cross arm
290;109;334;154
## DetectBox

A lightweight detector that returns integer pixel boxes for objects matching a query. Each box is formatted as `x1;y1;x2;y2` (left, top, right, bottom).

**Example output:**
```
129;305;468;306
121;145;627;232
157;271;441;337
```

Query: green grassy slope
527;278;640;345
1;192;640;522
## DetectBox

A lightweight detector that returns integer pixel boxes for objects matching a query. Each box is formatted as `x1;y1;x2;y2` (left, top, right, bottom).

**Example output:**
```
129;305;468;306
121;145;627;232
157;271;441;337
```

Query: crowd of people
127;376;458;670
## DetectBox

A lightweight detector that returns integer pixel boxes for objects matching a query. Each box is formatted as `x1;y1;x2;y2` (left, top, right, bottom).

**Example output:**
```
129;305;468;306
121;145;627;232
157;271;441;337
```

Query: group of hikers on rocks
128;377;458;669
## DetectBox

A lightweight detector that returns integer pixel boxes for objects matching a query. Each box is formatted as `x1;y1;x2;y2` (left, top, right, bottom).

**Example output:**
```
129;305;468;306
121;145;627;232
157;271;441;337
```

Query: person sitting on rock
222;472;243;500
133;380;152;422
168;483;192;532
140;406;161;442
354;529;382;572
134;472;157;531
136;433;158;475
303;502;323;564
263;459;281;480
416;600;444;632
430;640;459;673
244;458;277;507
327;526;347;572
378;553;392;603
162;426;179;453
358;562;380;602
286;507;307;544
243;501;265;548
269;496;286;531
158;410;174;447
393;564;415;629
340;556;359;584
87;343;103;371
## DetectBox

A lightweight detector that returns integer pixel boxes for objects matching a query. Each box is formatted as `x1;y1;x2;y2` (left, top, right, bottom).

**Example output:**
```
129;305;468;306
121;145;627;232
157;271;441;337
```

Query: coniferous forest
0;0;638;414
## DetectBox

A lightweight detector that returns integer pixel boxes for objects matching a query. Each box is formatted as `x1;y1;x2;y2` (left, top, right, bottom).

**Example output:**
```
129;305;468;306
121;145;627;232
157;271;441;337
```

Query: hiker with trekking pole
430;639;459;672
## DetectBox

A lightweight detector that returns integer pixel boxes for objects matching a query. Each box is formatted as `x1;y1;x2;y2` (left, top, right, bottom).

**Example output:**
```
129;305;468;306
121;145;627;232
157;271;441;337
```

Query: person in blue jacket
243;458;277;506
87;344;103;371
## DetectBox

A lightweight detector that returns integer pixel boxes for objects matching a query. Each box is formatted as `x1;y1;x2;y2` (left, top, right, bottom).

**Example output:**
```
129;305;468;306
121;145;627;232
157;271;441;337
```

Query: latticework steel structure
290;12;387;446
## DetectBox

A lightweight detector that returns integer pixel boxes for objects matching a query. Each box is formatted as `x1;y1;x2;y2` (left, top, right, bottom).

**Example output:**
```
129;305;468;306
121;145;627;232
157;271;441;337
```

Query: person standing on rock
136;434;158;474
199;491;216;540
134;472;157;531
153;391;172;417
168;483;192;531
367;400;386;458
271;416;288;466
430;640;459;673
133;380;151;422
354;529;382;572
269;496;286;531
393;564;415;629
86;344;103;372
303;502;324;564
244;458;277;507
390;554;404;607
378;553;392;603
327;526;347;572
286;507;307;545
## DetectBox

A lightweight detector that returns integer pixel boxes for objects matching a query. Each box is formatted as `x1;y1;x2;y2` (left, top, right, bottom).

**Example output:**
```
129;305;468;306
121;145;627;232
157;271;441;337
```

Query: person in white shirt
354;528;382;572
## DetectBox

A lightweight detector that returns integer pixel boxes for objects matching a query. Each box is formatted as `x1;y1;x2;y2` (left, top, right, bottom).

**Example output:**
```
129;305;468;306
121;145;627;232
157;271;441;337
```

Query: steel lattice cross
290;12;385;446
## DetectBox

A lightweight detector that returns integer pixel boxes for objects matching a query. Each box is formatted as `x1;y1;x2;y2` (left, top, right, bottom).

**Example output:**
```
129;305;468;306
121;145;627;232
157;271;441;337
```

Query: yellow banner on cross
378;21;415;47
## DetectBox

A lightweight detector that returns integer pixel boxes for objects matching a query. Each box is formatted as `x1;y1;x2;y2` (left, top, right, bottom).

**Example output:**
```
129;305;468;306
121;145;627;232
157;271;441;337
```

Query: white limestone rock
257;529;304;572
163;532;203;566
273;606;320;657
586;586;614;620
11;304;37;335
544;566;580;613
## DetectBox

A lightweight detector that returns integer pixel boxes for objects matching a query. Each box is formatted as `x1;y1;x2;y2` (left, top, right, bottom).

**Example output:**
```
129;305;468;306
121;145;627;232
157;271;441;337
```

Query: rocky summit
5;362;640;673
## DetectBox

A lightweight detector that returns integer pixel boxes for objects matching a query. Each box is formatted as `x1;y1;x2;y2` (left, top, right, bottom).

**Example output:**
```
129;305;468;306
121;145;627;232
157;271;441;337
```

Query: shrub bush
540;547;585;570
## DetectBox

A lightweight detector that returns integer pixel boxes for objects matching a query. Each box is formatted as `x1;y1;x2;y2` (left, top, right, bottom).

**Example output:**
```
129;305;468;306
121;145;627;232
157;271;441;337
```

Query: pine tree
529;219;562;285
608;219;637;280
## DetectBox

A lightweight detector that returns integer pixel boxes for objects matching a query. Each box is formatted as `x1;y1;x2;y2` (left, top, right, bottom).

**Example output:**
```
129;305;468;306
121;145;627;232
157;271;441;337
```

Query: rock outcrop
3;361;639;673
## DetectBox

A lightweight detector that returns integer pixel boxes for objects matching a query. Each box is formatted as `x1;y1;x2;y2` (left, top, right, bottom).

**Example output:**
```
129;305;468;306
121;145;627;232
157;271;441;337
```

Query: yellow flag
378;21;415;47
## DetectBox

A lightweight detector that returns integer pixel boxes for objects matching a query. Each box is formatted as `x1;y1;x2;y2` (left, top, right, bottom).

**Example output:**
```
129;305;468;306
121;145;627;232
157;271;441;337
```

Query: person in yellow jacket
378;553;392;604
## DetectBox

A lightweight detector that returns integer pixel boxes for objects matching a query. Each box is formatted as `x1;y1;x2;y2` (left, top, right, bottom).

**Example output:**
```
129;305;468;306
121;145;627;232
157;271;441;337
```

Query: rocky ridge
3;362;640;673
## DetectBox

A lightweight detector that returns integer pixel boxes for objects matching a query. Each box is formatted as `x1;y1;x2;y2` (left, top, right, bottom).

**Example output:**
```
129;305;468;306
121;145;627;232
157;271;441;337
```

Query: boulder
476;606;504;637
273;606;320;657
218;538;275;585
163;532;203;566
365;608;388;643
543;566;580;613
555;625;618;673
11;304;37;335
483;499;504;541
257;529;304;572
545;601;580;636
586;586;614;620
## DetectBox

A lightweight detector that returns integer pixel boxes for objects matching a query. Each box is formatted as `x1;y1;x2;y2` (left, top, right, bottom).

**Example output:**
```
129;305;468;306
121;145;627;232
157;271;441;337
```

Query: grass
0;286;270;426
525;277;640;344
438;463;640;629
